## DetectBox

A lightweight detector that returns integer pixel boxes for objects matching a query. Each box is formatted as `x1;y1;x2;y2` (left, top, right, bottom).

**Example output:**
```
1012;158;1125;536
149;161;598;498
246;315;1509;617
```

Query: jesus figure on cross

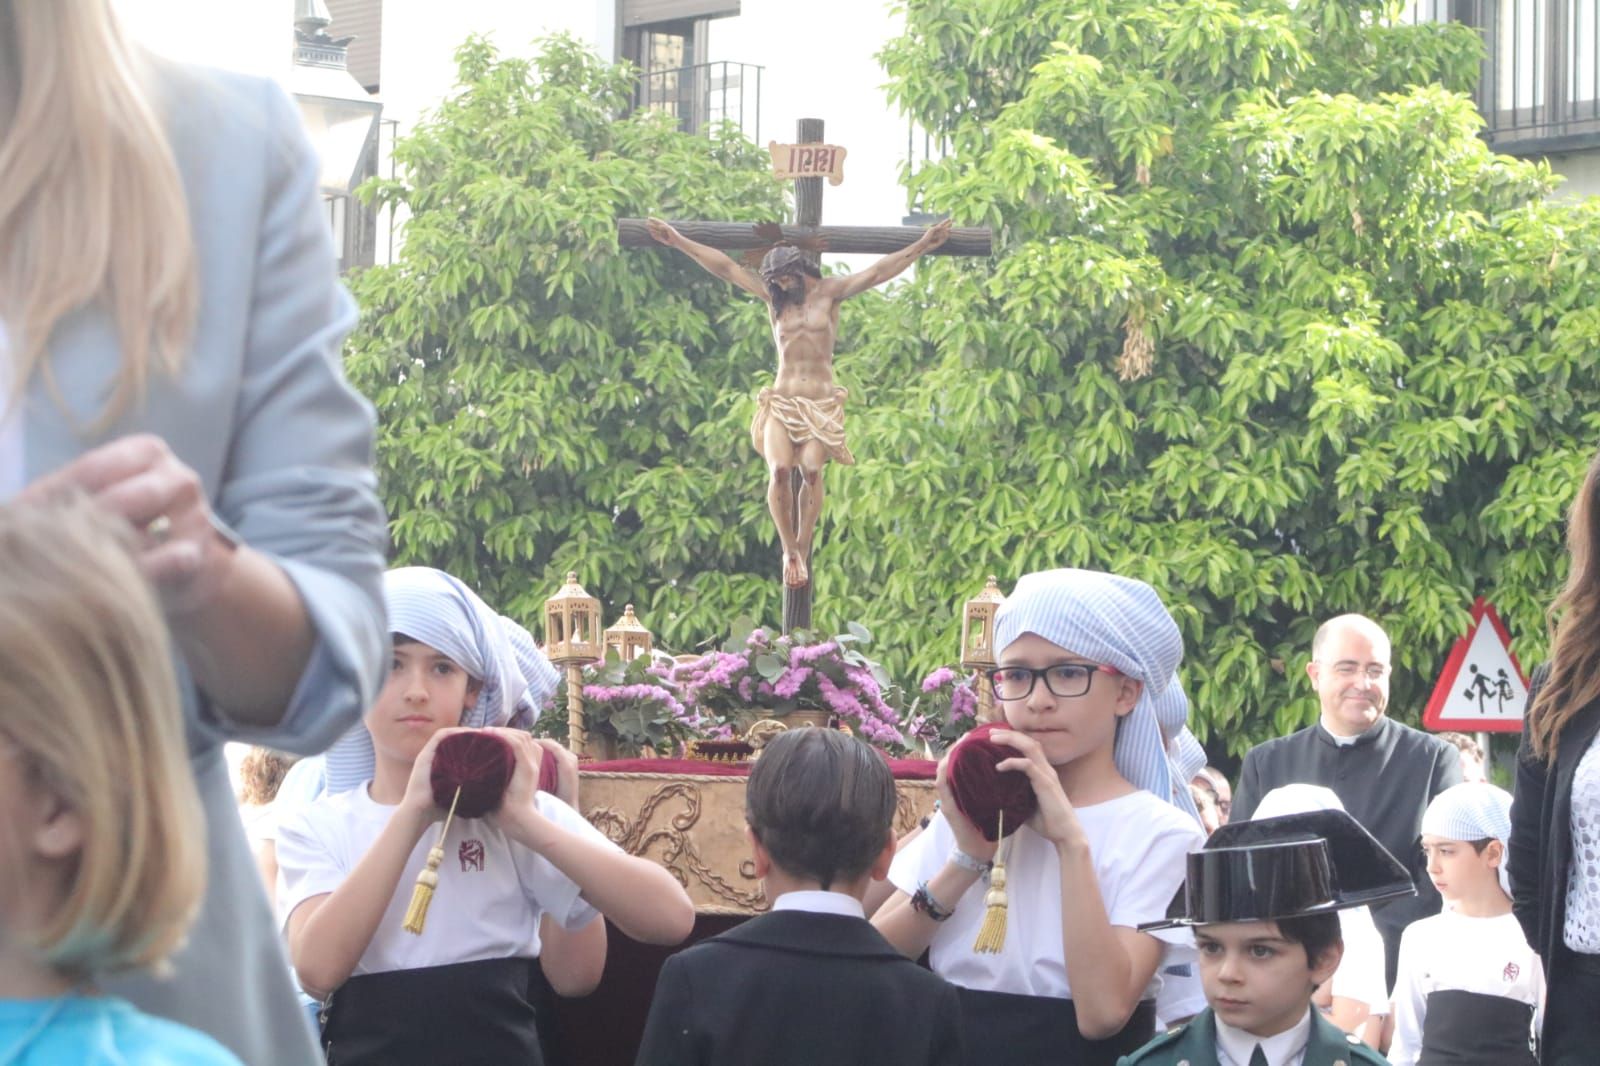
646;216;952;588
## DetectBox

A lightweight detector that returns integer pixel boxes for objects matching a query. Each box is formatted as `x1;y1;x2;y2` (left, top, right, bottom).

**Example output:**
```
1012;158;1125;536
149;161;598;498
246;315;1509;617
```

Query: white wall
378;2;608;135
1549;151;1600;200
706;1;914;271
116;0;292;79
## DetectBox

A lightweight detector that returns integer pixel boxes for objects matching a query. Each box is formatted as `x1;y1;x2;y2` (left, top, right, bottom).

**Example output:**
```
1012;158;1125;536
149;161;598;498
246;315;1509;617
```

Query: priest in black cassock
1232;615;1463;985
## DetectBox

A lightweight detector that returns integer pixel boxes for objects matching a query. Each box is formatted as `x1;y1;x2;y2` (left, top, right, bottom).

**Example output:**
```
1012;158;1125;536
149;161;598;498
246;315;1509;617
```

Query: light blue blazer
24;62;388;1065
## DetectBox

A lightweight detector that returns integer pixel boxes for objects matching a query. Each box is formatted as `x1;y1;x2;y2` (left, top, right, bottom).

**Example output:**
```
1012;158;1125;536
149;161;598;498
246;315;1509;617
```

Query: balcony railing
1405;0;1600;153
635;61;762;140
902;119;951;225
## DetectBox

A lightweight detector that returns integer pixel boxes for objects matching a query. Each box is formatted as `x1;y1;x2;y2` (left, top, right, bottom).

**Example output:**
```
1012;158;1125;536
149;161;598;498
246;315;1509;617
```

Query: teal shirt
0;997;243;1065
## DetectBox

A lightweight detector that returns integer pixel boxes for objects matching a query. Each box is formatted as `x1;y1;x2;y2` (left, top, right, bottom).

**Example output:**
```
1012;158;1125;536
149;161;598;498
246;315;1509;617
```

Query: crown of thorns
759;245;822;282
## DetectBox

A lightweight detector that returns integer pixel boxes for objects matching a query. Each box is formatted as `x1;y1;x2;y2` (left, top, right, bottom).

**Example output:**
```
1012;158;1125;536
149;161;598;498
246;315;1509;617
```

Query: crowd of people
2;2;1598;1065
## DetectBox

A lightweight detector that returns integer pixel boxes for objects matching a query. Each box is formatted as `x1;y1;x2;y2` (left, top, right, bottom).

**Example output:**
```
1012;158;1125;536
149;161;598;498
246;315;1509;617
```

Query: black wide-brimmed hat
1140;809;1414;932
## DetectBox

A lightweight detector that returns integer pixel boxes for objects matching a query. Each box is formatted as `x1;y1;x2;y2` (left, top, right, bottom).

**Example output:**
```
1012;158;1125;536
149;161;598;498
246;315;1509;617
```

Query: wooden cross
619;119;992;633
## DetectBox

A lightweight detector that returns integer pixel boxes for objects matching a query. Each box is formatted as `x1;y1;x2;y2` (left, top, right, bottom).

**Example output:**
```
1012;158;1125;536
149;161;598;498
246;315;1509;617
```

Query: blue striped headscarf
1422;782;1514;895
994;568;1200;819
323;567;560;794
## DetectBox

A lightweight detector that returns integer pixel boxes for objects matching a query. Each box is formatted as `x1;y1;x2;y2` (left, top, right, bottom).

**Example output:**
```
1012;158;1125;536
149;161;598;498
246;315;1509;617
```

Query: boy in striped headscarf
874;569;1206;1066
276;567;693;1065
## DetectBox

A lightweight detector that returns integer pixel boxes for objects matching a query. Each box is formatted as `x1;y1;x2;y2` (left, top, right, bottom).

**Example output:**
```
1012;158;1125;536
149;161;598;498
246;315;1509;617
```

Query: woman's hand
935;736;1000;864
20;433;237;613
989;728;1087;850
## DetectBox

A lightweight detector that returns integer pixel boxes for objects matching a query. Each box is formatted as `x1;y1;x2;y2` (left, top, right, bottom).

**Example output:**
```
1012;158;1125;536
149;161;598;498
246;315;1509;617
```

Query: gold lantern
603;605;653;662
960;575;1006;722
544;573;604;754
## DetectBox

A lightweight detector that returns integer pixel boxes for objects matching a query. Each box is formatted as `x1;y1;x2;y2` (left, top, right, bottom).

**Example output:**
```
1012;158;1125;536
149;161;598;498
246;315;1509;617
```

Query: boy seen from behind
636;728;965;1066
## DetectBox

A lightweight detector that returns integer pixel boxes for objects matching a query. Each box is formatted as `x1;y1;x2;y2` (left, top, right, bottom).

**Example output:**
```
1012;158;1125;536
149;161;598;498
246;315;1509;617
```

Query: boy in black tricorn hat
1118;810;1410;1066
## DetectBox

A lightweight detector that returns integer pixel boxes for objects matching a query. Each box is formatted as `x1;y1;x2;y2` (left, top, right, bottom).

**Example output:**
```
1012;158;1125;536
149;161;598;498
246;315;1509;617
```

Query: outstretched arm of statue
646;217;768;301
830;217;952;300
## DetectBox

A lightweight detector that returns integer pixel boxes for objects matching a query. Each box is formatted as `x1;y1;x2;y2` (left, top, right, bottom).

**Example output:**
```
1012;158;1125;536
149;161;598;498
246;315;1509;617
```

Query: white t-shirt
889;789;1203;999
276;785;611;976
1154;962;1208;1026
1387;909;1543;1066
1330;904;1389;1013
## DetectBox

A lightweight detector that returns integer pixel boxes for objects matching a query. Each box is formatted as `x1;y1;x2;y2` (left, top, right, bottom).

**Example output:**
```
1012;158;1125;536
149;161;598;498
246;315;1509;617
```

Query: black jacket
635;910;965;1066
1232;715;1462;979
1510;666;1600;969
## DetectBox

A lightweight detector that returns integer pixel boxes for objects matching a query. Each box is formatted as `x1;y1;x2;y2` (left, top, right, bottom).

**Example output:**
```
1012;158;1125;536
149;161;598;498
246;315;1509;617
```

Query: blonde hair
0;496;204;978
0;0;196;418
237;747;297;808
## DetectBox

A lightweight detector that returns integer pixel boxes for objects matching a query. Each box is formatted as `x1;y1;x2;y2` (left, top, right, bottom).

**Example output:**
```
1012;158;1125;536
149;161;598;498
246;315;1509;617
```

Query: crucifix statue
620;119;992;630
644;215;951;590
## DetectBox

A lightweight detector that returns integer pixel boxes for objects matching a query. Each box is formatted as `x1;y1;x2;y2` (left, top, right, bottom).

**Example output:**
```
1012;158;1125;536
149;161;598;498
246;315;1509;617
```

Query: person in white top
1389;783;1542;1065
276;567;694;1065
1250;785;1390;1047
873;569;1206;1066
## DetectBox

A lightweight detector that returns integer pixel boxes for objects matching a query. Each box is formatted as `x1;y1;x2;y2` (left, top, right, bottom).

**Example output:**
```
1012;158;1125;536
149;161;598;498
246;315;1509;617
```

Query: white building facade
115;1;1598;271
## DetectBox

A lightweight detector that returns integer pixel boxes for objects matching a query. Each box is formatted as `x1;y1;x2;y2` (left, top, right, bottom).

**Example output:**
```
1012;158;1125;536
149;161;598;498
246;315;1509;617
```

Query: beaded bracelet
910;881;955;922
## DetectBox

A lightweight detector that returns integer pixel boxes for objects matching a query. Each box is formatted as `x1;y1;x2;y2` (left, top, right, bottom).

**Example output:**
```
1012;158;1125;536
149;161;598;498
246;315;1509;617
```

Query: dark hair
759;244;822;283
1530;444;1600;764
745;728;895;890
1273;913;1343;970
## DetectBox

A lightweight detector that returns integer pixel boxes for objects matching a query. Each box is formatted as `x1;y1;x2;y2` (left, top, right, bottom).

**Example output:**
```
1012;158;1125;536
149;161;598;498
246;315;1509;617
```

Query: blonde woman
0;497;241;1063
1;2;387;1062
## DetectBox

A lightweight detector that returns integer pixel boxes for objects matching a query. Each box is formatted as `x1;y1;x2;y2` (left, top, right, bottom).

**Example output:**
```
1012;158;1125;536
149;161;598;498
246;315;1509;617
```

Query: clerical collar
771;890;865;919
1318;717;1386;747
1215;1006;1312;1066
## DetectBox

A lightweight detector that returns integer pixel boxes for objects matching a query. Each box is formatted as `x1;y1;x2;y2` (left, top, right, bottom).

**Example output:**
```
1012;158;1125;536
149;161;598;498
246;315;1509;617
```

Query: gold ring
145;514;172;543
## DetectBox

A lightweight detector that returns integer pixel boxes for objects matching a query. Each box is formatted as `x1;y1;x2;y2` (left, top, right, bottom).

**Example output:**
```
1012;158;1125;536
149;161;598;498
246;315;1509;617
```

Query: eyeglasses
1329;662;1390;681
988;663;1120;701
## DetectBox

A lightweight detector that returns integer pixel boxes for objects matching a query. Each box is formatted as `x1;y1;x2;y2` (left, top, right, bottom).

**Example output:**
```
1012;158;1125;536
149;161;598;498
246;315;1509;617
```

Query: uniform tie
1248;1046;1269;1066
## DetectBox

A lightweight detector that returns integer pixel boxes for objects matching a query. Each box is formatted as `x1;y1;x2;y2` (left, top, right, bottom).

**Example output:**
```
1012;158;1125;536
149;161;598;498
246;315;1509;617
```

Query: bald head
1311;614;1391;662
1308;614;1392;737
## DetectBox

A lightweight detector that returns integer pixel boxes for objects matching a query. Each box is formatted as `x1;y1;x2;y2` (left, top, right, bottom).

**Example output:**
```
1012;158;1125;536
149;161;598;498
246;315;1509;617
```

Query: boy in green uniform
1118;810;1407;1066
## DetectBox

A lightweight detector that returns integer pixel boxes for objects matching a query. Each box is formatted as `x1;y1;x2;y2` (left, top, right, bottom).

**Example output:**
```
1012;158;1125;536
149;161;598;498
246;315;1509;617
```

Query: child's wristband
910;881;955;922
948;846;993;877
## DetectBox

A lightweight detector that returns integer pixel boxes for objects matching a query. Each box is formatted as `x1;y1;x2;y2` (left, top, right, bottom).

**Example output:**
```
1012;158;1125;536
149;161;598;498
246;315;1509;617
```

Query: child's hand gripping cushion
946;722;1039;842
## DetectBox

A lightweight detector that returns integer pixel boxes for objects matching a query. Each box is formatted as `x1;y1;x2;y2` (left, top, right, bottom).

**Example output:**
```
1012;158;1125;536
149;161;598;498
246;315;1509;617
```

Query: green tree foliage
352;12;1600;752
860;0;1600;747
347;36;788;631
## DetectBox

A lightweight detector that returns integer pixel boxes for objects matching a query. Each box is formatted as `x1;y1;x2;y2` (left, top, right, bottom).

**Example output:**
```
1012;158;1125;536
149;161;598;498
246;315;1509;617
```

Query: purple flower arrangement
673;620;905;746
539;651;724;755
902;665;983;751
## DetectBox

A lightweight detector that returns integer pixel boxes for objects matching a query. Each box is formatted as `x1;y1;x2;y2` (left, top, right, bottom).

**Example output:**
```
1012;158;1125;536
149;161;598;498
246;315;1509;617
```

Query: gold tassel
973;810;1009;954
402;786;462;935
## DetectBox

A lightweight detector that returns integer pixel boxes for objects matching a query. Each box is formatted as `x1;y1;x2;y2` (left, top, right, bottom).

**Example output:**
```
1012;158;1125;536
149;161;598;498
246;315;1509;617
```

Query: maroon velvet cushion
946;722;1037;841
429;730;555;818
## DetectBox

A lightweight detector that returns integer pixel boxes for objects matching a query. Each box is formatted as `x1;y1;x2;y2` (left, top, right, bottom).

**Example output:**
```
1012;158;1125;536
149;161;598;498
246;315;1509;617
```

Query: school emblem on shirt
1503;961;1520;982
459;839;486;872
